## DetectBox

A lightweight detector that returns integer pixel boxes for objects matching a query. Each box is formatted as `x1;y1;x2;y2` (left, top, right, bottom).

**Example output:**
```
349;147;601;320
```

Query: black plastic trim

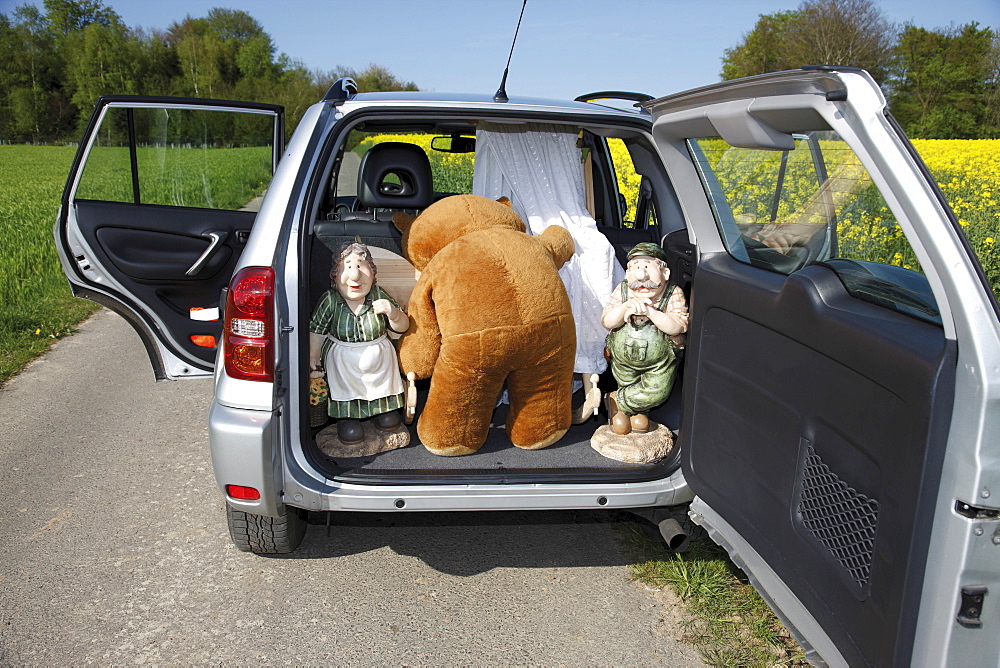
323;77;358;104
92;94;283;113
575;91;654;114
70;285;172;380
328;457;680;487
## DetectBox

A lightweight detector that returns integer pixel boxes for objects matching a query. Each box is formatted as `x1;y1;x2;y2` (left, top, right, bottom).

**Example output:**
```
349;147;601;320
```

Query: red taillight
223;267;275;382
226;485;261;500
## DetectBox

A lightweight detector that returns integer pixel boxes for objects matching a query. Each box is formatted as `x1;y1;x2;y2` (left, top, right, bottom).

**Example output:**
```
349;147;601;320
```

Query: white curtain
473;122;624;375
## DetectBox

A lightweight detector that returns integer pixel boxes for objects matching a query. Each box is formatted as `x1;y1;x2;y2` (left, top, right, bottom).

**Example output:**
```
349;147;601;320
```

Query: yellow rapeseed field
913;139;1000;290
1;138;997;384
609;137;1000;295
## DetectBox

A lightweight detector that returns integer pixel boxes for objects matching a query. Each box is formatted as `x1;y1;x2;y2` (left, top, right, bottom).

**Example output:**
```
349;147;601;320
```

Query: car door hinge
957;585;988;628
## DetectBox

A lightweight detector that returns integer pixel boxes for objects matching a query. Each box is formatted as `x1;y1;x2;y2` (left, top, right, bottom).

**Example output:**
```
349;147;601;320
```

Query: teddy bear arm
397;278;441;379
538;225;576;268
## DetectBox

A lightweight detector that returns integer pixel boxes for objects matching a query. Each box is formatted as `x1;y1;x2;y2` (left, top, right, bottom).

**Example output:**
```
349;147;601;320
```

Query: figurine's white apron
324;335;404;402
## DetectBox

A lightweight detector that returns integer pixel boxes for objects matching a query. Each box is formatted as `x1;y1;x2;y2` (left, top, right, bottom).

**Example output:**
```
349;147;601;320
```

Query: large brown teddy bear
393;195;576;456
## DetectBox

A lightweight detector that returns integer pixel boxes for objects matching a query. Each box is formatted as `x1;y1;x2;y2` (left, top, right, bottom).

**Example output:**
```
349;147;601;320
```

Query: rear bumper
209;401;282;517
281;466;693;513
209;400;694;517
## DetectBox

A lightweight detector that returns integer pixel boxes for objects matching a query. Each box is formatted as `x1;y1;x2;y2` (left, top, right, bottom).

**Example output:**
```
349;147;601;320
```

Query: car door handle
186;231;228;277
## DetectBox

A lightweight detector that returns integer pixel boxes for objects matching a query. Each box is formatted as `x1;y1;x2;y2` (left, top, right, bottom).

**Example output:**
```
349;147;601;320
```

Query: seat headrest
357;142;434;209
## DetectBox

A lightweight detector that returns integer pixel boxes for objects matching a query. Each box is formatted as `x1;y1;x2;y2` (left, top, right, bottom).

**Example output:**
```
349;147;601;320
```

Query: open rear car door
648;68;1000;666
55;96;283;379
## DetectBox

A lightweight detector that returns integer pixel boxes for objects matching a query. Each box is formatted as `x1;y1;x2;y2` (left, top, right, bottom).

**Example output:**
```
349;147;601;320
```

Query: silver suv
56;68;1000;666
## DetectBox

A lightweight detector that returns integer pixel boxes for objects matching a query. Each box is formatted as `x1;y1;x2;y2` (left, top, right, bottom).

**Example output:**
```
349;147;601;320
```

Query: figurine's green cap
627;242;668;263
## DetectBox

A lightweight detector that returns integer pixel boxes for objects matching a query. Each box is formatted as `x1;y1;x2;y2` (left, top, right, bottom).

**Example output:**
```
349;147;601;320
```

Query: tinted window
689;132;939;324
336;131;475;200
76;106;276;211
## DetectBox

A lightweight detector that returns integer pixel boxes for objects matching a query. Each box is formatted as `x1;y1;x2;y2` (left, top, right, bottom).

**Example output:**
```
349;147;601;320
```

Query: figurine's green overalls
606;280;681;416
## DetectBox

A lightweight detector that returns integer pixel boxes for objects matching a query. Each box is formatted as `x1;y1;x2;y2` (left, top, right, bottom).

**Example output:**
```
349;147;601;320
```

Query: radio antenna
493;0;528;103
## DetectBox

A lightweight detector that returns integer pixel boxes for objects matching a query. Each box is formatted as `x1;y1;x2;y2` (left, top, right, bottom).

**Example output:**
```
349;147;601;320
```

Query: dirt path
0;308;704;665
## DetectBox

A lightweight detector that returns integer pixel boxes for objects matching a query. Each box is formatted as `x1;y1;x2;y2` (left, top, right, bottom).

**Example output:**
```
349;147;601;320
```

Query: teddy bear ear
496;196;512;208
392;211;417;233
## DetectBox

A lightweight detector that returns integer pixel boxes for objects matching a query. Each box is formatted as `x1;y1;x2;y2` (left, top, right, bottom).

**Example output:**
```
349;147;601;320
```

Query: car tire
226;502;307;554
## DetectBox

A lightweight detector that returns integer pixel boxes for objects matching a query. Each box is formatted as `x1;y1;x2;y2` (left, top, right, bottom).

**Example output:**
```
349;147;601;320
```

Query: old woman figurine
309;241;409;445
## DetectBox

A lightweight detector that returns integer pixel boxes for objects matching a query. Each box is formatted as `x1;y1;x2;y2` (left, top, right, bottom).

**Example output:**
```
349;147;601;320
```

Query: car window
76;106;276;211
608;137;657;230
335;131;475;201
689;132;940;325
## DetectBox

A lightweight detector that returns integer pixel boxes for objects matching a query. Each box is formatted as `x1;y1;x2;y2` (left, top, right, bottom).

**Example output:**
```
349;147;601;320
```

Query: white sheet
473;122;624;374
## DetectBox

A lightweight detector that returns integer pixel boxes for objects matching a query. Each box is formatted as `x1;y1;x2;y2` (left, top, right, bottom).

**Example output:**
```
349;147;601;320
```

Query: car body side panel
209;402;281;517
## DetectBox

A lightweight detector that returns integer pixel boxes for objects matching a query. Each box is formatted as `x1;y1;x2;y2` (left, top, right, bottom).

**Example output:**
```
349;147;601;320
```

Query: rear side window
608;138;658;230
76;106;277;211
689;133;940;325
334;131;475;201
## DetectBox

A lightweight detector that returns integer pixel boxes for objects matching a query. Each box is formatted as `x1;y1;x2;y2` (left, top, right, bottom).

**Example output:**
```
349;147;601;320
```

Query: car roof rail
575;91;654;114
324;77;359;105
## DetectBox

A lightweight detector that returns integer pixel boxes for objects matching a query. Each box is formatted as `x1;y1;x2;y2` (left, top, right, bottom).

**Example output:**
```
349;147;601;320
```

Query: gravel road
0;308;704;665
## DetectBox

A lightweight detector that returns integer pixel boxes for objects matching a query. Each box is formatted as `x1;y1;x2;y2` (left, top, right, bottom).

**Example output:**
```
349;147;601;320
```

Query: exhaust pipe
657;517;690;552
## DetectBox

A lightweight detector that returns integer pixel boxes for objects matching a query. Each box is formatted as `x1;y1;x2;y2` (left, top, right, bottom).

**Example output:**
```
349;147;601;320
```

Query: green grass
77;145;272;209
0;145;98;386
0;143;273;386
620;523;808;666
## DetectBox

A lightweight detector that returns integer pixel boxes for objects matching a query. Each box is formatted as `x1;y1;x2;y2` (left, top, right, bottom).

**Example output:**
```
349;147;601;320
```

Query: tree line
0;0;417;144
722;0;1000;139
3;0;998;143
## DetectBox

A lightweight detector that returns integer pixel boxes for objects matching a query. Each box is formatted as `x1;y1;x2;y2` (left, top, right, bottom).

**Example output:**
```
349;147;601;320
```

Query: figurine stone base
590;422;674;463
316;421;410;458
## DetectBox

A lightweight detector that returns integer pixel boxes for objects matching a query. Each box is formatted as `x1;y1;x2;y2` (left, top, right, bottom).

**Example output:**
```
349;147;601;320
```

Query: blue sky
5;0;999;100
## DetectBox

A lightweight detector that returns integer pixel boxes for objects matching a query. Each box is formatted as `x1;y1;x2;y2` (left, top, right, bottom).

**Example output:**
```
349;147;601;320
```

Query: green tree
890;23;996;138
64;20;140;115
167;9;279;97
0;2;419;143
134;28;180;96
721;0;895;83
721;11;801;80
43;0;117;37
167;17;224;97
986;31;1000;135
342;63;417;93
236;33;278;81
791;0;896;82
0;5;62;142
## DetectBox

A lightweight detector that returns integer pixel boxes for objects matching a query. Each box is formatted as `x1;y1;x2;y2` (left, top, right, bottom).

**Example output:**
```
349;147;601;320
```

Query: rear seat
312;142;435;310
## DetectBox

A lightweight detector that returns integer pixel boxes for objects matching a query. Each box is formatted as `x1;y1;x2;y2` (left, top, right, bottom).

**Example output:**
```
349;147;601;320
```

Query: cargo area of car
298;112;690;483
308;373;685;483
301;220;687;483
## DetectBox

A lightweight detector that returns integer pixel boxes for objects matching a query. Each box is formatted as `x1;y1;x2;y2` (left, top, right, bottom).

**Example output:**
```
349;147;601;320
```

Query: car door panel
683;254;954;666
643;69;984;665
56;96;283;379
94;226;233;281
73;200;255;366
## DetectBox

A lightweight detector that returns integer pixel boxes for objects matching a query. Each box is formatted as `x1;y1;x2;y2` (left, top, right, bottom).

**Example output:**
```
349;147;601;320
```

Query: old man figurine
602;243;689;436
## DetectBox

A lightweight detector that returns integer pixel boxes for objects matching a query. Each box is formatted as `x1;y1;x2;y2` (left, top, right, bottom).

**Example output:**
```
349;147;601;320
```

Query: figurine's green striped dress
309;286;406;419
